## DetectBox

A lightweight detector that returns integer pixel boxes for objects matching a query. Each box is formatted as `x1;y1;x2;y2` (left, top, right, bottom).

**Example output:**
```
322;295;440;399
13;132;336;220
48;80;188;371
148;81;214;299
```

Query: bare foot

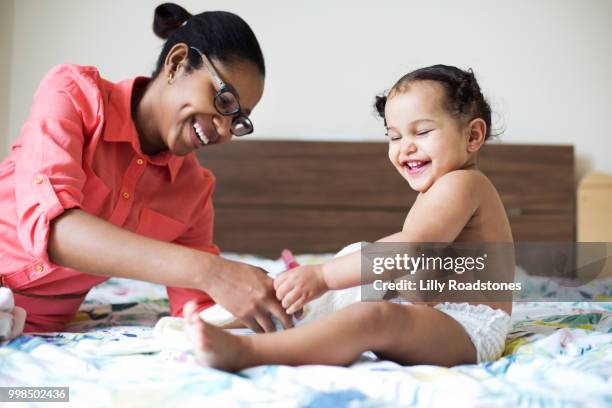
183;301;252;372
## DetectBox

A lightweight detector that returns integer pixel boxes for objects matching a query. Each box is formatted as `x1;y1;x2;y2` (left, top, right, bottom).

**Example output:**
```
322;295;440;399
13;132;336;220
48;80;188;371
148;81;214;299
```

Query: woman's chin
173;149;191;157
164;140;191;156
172;145;194;156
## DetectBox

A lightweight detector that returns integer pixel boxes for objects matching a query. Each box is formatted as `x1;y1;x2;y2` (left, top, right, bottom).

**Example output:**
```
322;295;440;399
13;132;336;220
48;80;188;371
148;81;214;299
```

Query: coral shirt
0;64;219;332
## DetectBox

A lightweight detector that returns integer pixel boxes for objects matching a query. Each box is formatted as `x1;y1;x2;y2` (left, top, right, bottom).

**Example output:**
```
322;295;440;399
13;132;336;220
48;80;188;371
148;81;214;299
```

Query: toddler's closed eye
385;131;402;141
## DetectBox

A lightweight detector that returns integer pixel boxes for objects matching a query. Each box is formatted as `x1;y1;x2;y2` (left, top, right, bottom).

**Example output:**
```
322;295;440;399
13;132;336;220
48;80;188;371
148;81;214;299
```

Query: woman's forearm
48;209;219;291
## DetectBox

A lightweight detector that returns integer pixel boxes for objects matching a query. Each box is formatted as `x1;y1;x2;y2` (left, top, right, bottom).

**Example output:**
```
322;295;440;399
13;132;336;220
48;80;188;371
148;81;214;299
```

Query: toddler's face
385;81;472;193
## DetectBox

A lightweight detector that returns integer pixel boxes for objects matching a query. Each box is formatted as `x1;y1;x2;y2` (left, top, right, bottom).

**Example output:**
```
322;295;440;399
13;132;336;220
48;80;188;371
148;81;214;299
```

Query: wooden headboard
196;141;575;257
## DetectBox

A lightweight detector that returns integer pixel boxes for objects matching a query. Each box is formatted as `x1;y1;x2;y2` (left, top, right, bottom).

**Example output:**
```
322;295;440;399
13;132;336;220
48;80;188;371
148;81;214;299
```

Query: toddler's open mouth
404;160;431;175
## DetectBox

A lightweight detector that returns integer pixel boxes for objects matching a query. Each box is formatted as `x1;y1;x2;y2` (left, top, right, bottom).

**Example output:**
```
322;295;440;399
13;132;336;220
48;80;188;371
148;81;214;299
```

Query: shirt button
34;175;44;184
122;192;130;199
136;158;144;165
35;264;44;273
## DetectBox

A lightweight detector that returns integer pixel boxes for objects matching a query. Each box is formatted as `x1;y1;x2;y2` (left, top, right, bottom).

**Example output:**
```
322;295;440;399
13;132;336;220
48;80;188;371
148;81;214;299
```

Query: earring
167;63;183;84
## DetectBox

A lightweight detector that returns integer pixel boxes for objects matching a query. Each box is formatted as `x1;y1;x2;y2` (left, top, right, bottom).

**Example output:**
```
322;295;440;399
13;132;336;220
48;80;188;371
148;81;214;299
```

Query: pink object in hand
281;249;300;269
280;249;303;319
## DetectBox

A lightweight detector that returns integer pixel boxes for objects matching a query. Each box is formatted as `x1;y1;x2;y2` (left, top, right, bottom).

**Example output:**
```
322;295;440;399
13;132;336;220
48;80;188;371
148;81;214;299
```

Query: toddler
184;65;514;371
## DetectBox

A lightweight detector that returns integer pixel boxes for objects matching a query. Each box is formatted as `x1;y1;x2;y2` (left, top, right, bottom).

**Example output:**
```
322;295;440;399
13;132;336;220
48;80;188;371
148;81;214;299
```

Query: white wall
0;0;15;158
3;0;612;178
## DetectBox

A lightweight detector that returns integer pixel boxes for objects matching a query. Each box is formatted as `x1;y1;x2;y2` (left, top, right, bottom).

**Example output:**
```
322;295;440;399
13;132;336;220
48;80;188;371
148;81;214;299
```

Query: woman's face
155;50;264;156
385;81;473;193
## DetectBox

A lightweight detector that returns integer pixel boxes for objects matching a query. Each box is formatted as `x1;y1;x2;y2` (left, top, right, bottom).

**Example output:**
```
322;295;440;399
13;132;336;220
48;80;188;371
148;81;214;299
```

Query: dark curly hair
374;65;493;139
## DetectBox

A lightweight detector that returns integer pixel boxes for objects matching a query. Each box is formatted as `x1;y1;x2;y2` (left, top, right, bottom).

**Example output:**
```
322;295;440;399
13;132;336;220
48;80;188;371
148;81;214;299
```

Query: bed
1;141;611;407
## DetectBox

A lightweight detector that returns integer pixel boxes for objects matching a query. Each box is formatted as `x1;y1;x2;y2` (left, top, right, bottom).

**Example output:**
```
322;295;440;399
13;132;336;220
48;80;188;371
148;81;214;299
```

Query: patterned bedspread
1;253;611;407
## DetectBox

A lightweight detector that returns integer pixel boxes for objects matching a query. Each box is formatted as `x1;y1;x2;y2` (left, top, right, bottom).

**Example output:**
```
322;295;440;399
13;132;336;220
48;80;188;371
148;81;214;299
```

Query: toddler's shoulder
432;169;490;193
423;170;496;210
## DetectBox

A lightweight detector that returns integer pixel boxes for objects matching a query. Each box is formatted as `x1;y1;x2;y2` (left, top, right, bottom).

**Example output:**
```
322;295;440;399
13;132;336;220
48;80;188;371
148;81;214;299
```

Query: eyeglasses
189;46;254;137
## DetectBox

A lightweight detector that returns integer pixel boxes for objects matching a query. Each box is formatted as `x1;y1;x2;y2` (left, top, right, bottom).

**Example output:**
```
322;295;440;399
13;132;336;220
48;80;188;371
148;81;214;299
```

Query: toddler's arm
275;171;484;313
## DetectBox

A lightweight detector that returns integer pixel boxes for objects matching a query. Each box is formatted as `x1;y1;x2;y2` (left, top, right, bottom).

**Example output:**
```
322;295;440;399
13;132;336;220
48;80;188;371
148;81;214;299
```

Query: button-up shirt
0;64;219;332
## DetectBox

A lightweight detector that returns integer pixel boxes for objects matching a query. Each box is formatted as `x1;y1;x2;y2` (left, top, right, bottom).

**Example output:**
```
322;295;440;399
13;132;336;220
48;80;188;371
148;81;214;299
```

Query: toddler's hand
274;264;328;315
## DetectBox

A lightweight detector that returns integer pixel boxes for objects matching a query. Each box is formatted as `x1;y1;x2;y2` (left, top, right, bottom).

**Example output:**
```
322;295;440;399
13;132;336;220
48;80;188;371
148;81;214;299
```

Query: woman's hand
273;264;328;315
202;259;293;333
48;210;292;333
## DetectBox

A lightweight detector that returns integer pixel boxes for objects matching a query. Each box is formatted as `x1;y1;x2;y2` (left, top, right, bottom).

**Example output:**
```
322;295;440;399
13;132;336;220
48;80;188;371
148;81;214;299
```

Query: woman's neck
131;78;166;156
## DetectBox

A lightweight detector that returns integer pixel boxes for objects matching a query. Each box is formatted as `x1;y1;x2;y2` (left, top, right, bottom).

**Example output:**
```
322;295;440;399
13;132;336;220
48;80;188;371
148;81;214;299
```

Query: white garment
434;302;511;363
0;287;27;341
338;243;511;363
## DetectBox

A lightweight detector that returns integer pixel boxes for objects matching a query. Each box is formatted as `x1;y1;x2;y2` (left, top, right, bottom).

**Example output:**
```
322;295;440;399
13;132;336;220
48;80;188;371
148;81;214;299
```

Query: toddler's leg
183;301;476;372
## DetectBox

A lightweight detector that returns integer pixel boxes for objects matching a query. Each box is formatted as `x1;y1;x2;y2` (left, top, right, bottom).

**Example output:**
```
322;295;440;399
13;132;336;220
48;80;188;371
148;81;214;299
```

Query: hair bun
153;3;192;40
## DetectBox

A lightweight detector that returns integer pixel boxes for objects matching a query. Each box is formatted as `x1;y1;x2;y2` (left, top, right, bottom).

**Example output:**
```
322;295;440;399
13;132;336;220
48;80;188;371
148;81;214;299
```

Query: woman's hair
151;3;265;78
374;65;493;140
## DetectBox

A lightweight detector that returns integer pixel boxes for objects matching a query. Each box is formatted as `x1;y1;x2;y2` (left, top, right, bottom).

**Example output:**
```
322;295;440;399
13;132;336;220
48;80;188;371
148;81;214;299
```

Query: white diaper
433;302;511;364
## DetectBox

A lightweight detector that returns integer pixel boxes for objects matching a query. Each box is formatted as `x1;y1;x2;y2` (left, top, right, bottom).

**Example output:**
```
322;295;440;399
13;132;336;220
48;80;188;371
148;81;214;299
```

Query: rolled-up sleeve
167;180;220;316
13;66;95;265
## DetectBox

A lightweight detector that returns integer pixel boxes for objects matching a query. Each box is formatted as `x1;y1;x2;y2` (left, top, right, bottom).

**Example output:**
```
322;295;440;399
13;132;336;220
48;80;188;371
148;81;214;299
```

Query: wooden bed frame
196;141;575;258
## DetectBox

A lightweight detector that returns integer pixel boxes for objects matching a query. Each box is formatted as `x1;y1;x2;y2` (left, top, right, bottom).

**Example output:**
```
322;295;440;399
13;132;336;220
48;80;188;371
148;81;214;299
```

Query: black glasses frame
189;46;254;137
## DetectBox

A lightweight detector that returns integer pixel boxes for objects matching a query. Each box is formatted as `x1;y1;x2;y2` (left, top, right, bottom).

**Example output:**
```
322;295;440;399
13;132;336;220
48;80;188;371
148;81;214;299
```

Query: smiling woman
135;3;265;156
0;2;291;335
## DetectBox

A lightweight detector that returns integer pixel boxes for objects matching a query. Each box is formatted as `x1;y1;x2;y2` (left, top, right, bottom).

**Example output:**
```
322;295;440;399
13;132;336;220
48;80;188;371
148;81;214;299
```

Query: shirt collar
103;76;184;183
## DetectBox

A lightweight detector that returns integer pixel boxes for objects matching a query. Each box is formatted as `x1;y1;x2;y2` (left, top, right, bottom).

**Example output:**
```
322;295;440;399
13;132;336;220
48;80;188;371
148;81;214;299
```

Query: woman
0;3;291;334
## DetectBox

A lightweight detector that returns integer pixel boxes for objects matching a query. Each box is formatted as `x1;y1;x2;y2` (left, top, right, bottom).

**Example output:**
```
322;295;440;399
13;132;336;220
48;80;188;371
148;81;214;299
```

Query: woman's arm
49;209;292;332
49;209;213;288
